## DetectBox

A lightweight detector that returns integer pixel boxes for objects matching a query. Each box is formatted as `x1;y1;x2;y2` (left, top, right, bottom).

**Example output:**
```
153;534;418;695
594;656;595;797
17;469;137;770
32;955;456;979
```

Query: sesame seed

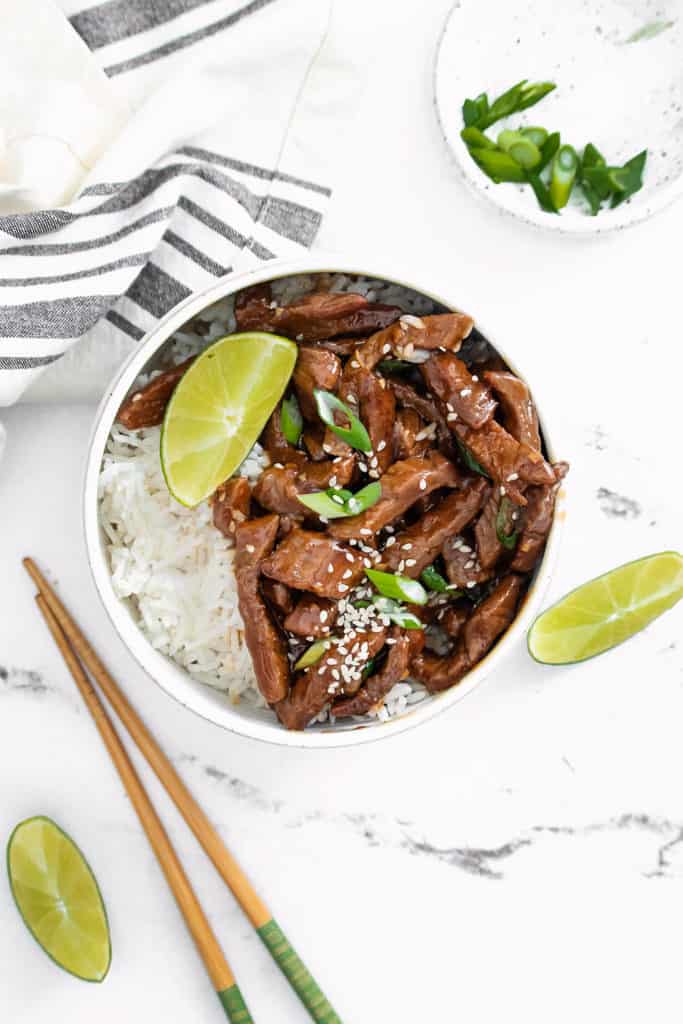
398;560;406;572
360;528;372;536
326;658;337;666
327;564;334;573
461;544;472;553
447;412;458;422
401;543;413;551
419;478;427;490
377;440;386;452
465;560;475;569
329;475;338;487
370;457;379;468
385;525;394;533
274;462;284;469
332;669;340;681
406;558;417;567
338;583;349;593
319;516;329;525
446;402;454;412
320;611;328;623
331;495;345;505
346;393;355;403
385;637;397;645
345;551;354;563
385;536;396;547
466;581;476;589
500;486;506;496
511;511;519;521
245;544;255;553
358;462;368;473
342;569;353;580
350;360;360;368
507;472;519;481
472;375;479;382
460;388;472;397
323;444;332;453
383;343;392;354
363;558;372;568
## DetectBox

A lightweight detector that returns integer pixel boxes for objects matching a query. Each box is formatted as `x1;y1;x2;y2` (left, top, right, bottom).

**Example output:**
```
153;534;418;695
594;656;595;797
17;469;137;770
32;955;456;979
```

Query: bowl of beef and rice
84;255;567;748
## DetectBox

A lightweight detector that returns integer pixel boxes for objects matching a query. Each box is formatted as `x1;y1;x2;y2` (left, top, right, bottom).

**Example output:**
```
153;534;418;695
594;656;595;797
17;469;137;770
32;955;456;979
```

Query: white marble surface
2;1;683;1020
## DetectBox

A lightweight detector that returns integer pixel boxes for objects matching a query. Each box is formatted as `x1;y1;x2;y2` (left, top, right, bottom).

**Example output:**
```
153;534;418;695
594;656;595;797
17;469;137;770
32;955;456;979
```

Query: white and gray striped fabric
0;0;332;405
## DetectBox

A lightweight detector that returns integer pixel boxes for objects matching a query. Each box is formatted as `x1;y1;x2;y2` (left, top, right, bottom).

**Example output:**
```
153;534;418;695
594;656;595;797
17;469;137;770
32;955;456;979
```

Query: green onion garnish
378;359;412;374
420;565;449;593
455;437;489;477
495;495;519;550
372;595;424;630
365;568;427;606
521;126;548;148
313;389;372;454
298;481;381;520
549;145;578;209
294;639;329;671
280;394;302;446
497;130;541;170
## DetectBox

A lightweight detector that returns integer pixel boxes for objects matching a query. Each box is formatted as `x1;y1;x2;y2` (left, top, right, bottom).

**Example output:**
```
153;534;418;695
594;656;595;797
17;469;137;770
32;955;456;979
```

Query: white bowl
83;254;566;748
435;0;683;234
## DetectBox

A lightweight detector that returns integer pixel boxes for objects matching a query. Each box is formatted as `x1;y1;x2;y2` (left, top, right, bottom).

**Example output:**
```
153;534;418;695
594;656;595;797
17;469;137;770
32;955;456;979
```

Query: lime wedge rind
160;332;297;508
7;816;112;983
528;551;683;665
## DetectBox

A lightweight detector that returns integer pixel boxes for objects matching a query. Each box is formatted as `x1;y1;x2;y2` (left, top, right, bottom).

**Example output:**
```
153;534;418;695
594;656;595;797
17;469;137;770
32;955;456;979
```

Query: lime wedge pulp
161;332;298;507
7;816;111;982
528;551;683;664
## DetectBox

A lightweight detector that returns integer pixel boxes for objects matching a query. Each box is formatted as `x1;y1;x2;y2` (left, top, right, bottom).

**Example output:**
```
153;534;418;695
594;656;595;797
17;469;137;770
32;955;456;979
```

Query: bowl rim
433;0;683;235
83;253;566;749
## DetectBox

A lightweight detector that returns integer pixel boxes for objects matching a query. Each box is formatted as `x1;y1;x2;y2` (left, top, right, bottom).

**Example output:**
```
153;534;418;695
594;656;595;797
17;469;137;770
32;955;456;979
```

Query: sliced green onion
609;150;647;207
496;495;519;550
280;394;302;446
297;491;352;519
526;171;557;213
497;130;541;169
549;145;578;209
314;389;372;454
477;80;556;131
298;481;381;519
365;568;427;606
352;600;371;609
537;130;560;172
520;126;548;148
345;481;381;515
462;93;489;127
460;126;497;150
581;142;605;170
421;565;449;593
455;437;489;477
294;639;329;671
372;596;424;630
469;147;527;183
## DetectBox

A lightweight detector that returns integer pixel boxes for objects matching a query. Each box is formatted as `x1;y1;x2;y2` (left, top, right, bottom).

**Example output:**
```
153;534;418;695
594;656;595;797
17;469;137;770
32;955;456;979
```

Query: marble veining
596;487;642;519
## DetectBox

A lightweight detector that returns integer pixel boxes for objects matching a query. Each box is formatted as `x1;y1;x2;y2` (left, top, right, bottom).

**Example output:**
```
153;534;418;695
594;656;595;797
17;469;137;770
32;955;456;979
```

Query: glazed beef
283;596;338;638
391;380;456;458
473;491;510;571
276;627;388;730
411;575;524;693
352;313;475;371
350;367;396;476
234;516;289;703
511;464;567;572
454;420;555;505
441;536;493;590
332;628;424;718
212;477;251;538
262;529;366;599
261;578;294;617
381;478;489;577
253;456;355;519
117;357;195;429
421;353;497;429
484;370;541;450
235;288;402;341
329;451;460;541
393;408;430;460
261;404;306;466
293;347;341;420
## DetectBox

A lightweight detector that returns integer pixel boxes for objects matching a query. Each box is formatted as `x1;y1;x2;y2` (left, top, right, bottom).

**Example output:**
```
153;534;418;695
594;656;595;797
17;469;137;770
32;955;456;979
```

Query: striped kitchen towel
0;0;333;406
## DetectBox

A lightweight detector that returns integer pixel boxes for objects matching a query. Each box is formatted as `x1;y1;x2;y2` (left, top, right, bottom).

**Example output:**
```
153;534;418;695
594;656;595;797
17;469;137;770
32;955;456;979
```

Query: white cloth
0;0;333;406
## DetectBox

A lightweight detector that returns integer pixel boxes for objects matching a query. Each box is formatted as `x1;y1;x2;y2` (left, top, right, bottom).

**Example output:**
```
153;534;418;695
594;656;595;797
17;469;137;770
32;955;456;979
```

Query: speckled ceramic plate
435;0;683;233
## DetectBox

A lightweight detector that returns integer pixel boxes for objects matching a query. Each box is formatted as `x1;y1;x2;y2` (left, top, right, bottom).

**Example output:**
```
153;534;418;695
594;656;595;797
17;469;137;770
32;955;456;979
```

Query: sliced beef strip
293;346;341;421
235;289;402;342
328;451;461;541
302;424;328;461
275;627;388;730
261;578;294;617
332;627;425;718
411;574;524;693
510;463;567;572
441;536;493;590
381;478;490;577
116;356;194;429
393;408;430;460
261;528;366;599
421;353;497;429
391;380;456;459
346;366;395;476
314;336;361;356
283;596;338;638
462;574;525;664
352;313;475;371
473;490;516;571
441;604;470;639
212;477;251;538
234;515;289;703
253;456;355;519
454;420;555;506
484;370;541;451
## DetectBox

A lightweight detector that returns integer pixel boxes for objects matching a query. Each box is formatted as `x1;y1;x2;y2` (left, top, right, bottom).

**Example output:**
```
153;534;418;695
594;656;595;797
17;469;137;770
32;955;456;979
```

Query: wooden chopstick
25;558;342;1024
34;594;254;1023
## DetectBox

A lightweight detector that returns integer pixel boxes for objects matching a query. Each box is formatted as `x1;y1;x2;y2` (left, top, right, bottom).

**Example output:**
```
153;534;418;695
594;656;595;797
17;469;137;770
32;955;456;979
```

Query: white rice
98;273;445;725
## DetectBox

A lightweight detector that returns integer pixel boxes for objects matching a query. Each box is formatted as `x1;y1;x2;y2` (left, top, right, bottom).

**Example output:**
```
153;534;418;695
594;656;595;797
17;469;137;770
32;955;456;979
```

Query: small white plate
435;0;683;233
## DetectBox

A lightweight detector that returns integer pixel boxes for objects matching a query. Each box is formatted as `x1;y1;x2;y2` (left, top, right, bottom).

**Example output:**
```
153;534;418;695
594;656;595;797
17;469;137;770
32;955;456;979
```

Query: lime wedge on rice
7;816;111;982
161;332;297;507
528;551;683;664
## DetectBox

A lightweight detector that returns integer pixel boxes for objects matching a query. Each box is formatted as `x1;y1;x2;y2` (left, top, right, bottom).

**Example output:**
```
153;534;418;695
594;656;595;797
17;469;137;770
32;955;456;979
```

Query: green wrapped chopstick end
258;918;343;1024
217;984;254;1023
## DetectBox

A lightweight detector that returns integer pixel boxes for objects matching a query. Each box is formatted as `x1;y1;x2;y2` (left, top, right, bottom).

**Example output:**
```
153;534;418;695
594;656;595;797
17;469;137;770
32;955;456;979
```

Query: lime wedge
528;551;683;664
7;816;111;982
161;332;297;507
